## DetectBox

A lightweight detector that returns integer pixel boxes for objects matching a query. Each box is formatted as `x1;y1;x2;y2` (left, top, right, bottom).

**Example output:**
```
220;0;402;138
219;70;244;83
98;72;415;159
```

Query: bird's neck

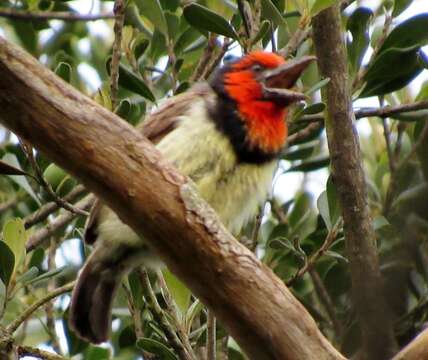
208;93;286;164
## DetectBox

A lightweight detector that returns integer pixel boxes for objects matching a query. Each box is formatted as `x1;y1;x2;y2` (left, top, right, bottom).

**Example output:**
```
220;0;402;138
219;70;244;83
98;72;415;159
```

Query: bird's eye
251;64;263;72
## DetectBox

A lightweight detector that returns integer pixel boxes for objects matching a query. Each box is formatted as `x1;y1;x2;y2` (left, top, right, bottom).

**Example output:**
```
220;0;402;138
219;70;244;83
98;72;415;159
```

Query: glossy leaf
183;3;239;40
379;13;428;54
261;0;287;28
162;269;191;314
134;0;168;36
346;7;373;71
3;218;27;273
0;241;15;288
0;159;32;177
305;77;330;96
2;153;40;204
286;157;330;172
361;48;424;97
54;61;72;83
137;338;177;360
392;0;413;17
106;59;156;102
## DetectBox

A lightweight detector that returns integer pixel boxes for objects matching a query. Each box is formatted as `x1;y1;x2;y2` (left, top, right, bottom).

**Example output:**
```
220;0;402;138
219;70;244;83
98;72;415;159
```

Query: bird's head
210;51;315;159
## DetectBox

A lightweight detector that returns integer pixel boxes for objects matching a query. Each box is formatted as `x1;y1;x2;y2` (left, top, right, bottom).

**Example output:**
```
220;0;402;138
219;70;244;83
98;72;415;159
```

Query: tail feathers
69;257;122;343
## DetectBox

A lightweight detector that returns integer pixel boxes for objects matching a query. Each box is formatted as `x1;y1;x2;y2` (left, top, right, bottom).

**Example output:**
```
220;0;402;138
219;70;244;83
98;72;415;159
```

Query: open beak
259;56;316;106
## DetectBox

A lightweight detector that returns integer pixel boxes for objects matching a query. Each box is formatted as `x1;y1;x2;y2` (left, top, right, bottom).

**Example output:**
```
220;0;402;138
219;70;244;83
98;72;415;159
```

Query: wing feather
84;83;214;244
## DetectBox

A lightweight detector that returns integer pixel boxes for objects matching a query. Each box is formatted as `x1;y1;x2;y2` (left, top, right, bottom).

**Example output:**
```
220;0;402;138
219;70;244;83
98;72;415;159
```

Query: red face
223;52;289;154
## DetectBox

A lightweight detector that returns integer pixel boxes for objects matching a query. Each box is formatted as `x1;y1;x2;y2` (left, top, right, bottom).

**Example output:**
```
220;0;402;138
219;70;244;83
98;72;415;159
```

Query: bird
69;51;315;343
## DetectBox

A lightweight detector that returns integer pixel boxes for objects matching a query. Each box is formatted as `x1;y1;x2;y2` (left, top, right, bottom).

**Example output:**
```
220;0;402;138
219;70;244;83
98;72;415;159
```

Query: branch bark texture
312;6;397;360
0;36;345;360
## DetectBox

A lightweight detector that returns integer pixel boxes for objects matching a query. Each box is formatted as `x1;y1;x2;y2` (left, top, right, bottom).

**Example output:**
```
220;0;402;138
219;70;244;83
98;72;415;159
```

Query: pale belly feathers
96;98;277;258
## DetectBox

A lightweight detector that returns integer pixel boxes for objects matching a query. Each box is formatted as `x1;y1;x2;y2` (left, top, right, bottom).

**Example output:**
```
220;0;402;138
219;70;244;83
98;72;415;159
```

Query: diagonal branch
0;35;345;360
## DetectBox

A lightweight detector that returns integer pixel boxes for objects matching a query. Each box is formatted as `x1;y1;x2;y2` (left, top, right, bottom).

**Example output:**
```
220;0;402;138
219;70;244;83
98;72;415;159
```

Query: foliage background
0;0;428;359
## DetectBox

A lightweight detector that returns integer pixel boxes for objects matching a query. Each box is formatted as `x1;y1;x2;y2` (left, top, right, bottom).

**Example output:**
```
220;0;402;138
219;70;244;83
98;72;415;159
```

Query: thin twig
206;310;216;360
26;195;94;251
279;27;311;58
237;0;251;39
110;0;126;109
156;270;195;358
7;282;75;334
16;345;68;360
309;269;342;338
190;34;219;83
20;141;89;217
287;220;342;286
0;197;19;213
382;118;396;174
250;210;263;252
138;270;196;360
24;185;87;229
200;38;232;81
0;8;114;22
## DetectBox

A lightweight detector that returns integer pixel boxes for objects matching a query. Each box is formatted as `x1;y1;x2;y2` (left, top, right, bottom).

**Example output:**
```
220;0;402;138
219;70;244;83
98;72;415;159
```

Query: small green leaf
162;269;191;314
137;338;177;360
250;20;271;46
302;102;326;115
43;163;68;191
133;36;150;61
261;0;287;28
128;271;144;309
17;266;39;285
324;250;348;263
346;7;373;72
283;145;315;161
3;218;27;273
165;11;180;41
2;153;40;204
85;346;111;360
305;77;330;96
286;157;330;172
0;159;32;177
0;279;5;314
54;62;72;83
183;3;239;40
106;59;156;102
174;28;202;55
379;13;428;54
317;191;331;230
0;241;15;287
115;98;132;121
134;0;168;36
27;267;64;286
310;0;338;17
392;0;413;17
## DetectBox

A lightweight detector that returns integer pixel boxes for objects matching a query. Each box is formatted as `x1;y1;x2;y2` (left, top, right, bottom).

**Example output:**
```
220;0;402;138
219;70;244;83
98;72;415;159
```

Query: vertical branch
206;311;216;360
312;5;397;360
110;0;126;109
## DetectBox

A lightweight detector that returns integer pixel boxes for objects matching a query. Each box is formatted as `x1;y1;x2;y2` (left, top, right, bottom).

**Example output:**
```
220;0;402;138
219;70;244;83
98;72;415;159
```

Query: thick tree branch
391;328;428;360
0;8;114;21
0;36;345;360
312;5;397;360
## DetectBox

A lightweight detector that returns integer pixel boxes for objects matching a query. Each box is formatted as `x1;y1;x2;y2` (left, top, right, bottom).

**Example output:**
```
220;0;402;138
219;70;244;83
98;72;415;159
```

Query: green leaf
3;218;27;273
392;0;413;17
162;269;191;314
106;59;156;102
310;0;339;17
136;338;177;360
2;153;40;205
302;102;326;115
27;267;64;286
286;157;330;172
17;266;39;285
0;279;5;314
85;346;111;360
283;144;315;161
326;176;340;227
165;11;180;41
183;3;239;40
324;250;348;263
0;241;15;287
305;77;330;96
346;7;373;72
43;163;67;191
361;48;424;97
251;20;271;46
134;0;168;36
317;191;331;230
174;28;202;55
379;13;428;54
115;98;132;121
128;271;144;309
54;62;72;83
133;37;150;61
260;0;287;28
0;159;31;177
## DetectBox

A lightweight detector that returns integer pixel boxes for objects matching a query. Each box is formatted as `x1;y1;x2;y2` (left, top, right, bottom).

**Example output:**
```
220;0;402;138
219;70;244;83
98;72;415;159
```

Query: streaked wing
84;83;214;244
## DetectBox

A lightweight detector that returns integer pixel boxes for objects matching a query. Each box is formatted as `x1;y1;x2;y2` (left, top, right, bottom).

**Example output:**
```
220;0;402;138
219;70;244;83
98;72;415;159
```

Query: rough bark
392;328;428;360
0;36;346;360
312;6;397;360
